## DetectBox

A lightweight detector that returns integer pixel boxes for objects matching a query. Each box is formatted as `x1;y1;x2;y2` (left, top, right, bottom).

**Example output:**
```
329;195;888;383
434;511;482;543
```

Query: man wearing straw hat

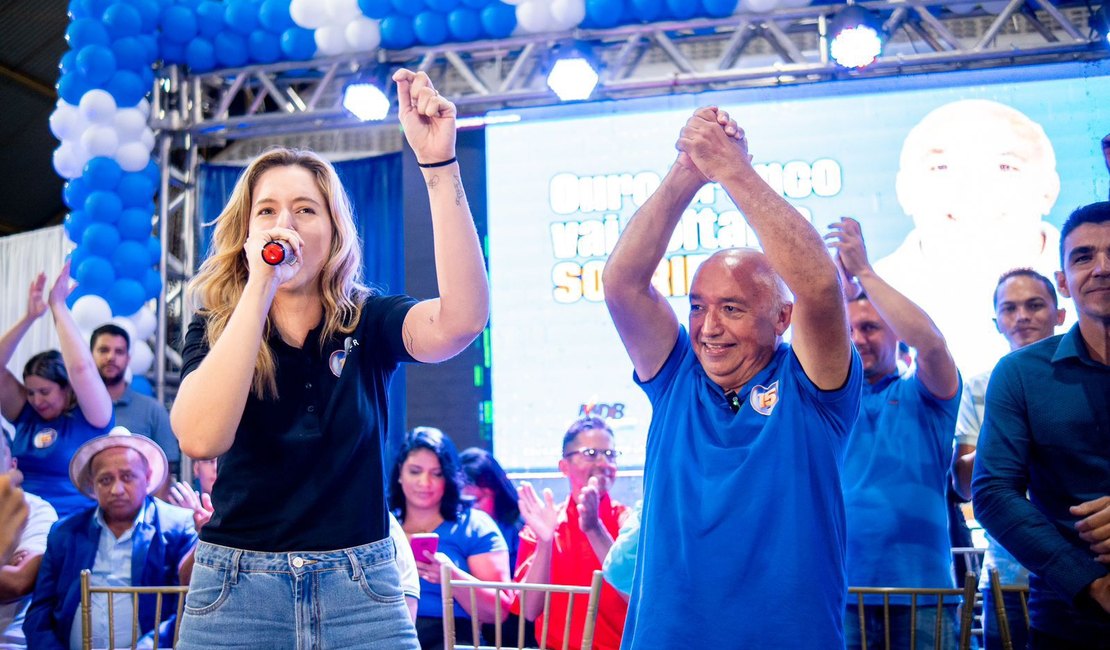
23;427;197;650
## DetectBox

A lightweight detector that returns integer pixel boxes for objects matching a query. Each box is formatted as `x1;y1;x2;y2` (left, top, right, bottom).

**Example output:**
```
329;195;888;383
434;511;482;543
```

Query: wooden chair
988;568;1030;650
440;564;603;650
847;572;979;650
79;569;188;650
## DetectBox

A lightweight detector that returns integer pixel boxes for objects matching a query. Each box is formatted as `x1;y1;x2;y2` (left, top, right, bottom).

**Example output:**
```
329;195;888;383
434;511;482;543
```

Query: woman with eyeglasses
390;427;511;650
515;416;632;650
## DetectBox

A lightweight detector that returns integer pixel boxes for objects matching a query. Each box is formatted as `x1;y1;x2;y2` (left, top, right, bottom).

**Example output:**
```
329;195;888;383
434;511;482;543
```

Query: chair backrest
988;568;1030;650
440;564;604;650
79;569;188;650
951;547;986;580
848;572;979;650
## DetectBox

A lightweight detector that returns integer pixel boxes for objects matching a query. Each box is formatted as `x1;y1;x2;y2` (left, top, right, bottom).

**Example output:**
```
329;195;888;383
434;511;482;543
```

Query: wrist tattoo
427;175;440;190
452;174;463;206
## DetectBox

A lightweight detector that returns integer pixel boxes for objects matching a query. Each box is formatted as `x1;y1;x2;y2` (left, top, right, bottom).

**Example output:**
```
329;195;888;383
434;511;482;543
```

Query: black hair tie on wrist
417;157;457;168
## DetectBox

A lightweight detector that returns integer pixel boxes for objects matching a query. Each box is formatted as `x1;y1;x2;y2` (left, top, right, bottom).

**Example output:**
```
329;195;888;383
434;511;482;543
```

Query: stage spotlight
828;4;885;69
1091;4;1110;46
546;56;599;102
343;83;390;122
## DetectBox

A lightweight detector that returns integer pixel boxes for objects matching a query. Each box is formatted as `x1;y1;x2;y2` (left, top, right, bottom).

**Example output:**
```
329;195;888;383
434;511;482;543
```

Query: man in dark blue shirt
973;201;1110;648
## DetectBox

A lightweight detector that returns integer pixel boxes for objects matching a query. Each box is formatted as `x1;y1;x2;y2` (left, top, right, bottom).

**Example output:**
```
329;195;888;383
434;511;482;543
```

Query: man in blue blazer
23;427;197;649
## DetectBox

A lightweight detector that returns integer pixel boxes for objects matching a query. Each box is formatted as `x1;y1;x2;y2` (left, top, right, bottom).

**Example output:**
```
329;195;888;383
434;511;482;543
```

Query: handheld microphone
261;240;296;266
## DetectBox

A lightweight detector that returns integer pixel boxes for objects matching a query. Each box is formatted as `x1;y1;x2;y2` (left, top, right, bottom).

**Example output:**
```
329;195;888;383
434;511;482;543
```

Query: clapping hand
517;481;558;543
168;481;214;531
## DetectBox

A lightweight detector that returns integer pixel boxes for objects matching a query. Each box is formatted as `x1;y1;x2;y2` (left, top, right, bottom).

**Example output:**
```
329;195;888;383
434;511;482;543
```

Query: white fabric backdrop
0;225;73;382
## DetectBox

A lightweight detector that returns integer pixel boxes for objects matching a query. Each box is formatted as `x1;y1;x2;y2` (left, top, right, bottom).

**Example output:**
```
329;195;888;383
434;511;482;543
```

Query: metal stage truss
150;0;1109;398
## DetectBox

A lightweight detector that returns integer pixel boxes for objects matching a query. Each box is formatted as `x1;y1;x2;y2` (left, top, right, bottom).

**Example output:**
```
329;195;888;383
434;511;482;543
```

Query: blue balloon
66;18;110;49
140;66;154;89
82;222;122;258
447;8;481;40
358;0;391;18
380;15;416;49
225;0;260;35
117;173;156;208
391;0;425;16
127;0;162;32
76;44;116;84
160;5;198;44
665;0;696;19
68;0;90;19
112;240;151;280
586;0;625;27
160;40;187;65
259;0;294;31
85;191;123;224
280;27;316;60
59;49;79;75
68;245;92;276
146;236;162;266
65;210;91;243
130;374;154;396
214;31;249;68
56;71;92;104
137;34;159;62
248;30;281;64
461;0;489;7
413;11;448;45
480;2;515;38
141;160;160;187
102;2;143;38
106;70;147;106
701;0;736;15
64;178;91;210
426;0;459;11
142;268;162;300
628;0;663;21
65;285;90;310
111;37;149;71
196;1;225;38
186;37;217;72
81;0;114;18
117;208;152;241
108;279;146;316
84;157;124;191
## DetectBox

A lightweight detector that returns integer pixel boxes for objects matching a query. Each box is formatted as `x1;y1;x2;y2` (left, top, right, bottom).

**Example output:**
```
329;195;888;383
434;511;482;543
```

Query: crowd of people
0;70;1107;650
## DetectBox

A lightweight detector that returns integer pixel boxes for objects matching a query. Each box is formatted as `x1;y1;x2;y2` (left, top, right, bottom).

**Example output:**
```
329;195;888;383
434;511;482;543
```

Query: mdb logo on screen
579;403;625;419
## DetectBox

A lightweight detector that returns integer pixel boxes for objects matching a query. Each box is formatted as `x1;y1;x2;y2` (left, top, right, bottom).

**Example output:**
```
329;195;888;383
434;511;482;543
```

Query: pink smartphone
410;533;439;561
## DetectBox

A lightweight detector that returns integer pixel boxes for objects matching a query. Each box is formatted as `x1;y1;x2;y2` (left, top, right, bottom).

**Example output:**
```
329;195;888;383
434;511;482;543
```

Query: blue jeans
845;604;959;650
177;538;419;650
981;588;1028;650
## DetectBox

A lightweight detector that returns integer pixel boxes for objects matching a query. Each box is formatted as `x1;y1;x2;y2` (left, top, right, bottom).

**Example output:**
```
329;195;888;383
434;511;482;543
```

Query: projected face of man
896;100;1061;257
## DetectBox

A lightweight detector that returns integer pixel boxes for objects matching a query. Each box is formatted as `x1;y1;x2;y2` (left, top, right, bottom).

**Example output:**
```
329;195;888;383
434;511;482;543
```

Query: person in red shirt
515;416;632;650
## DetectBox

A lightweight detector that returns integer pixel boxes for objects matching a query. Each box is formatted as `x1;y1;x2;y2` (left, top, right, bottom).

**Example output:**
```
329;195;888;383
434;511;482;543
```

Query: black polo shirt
180;294;417;552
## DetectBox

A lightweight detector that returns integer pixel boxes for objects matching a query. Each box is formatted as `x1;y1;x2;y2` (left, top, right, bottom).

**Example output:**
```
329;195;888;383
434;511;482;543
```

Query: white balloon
290;0;330;29
116;142;151;172
501;0;529;4
137;98;151;118
53;143;83;179
741;0;780;12
81;124;120;157
517;0;556;33
79;89;118;125
551;0;586;29
109;315;138;343
778;0;811;7
129;340;154;375
49;102;87;141
72;295;114;332
130;306;157;341
315;25;349;56
979;0;1010;13
946;0;977;14
325;0;361;23
346;17;381;52
114;108;148;142
139;128;155;153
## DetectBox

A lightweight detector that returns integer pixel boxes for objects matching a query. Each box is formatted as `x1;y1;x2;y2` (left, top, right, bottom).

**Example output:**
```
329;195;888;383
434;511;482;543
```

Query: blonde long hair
188;148;370;399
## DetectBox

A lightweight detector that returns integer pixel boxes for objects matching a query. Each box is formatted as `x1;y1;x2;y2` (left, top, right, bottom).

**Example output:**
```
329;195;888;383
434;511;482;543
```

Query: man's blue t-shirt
842;372;961;597
11;403;111;518
623;328;862;649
